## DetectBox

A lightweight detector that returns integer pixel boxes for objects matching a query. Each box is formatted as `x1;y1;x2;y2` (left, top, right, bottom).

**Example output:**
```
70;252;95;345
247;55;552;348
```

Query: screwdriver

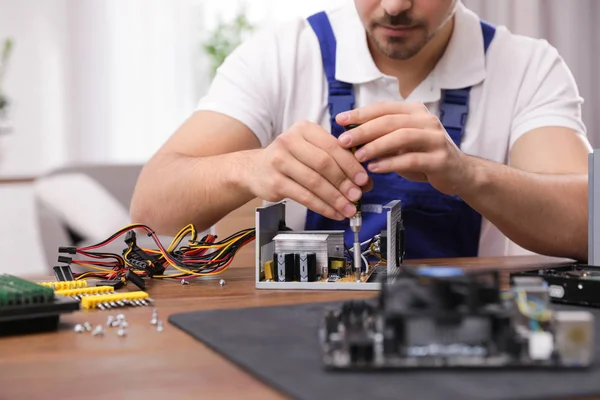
344;124;363;282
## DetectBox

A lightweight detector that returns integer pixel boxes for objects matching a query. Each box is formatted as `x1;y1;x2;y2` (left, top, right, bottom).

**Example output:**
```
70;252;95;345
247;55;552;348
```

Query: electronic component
56;223;255;283
0;274;79;336
264;260;275;281
95;279;125;290
80;291;150;310
319;268;594;369
38;280;88;290
345;124;363;283
53;265;74;282
327;257;346;277
296;252;317;282
275;253;295;282
512;264;600;307
55;286;115;300
126;270;146;290
255;200;403;290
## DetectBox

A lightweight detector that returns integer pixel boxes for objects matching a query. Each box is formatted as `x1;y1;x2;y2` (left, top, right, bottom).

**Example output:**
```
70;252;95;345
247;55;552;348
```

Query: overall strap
439;20;496;147
307;11;354;138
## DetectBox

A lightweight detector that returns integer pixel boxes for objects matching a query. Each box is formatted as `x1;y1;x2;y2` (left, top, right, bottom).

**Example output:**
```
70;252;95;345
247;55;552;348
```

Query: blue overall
304;12;496;259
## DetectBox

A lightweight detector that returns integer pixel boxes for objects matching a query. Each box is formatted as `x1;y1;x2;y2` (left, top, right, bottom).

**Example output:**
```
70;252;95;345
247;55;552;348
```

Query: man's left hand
335;101;474;196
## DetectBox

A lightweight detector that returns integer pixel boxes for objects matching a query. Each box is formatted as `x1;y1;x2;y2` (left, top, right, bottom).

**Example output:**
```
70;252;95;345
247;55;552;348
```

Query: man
131;0;591;261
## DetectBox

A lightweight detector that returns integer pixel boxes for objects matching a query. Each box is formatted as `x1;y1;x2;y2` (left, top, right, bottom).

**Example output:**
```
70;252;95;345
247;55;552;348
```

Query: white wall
0;0;70;177
0;0;348;179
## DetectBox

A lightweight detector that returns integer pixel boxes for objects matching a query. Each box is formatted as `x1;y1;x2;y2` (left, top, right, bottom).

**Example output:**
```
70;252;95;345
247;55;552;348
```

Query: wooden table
0;255;573;400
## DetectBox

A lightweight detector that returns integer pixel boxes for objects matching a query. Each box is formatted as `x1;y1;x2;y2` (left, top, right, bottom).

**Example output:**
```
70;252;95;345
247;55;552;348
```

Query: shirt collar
333;2;488;96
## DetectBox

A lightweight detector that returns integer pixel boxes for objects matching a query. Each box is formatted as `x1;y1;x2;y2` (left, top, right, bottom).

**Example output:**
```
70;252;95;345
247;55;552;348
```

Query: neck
369;16;455;99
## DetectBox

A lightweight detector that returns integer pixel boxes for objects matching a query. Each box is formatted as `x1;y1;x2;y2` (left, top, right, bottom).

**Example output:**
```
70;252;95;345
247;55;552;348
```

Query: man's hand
242;120;372;221
335;101;471;195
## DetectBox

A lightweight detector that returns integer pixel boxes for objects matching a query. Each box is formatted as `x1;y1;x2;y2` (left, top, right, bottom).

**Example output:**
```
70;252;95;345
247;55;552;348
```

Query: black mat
169;300;600;400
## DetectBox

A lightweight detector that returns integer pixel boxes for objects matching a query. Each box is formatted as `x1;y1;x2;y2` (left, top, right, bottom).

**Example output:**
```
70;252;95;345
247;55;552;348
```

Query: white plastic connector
529;331;554;360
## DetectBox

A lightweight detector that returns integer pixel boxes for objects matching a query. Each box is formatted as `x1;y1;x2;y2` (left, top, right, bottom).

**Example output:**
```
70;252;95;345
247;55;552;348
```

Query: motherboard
319;267;594;369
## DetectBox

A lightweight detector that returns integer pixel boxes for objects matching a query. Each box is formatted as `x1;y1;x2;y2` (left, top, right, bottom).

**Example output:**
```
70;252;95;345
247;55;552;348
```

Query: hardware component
55;286;115;299
58;246;77;254
181;279;189;285
95;280;124;290
275;253;295;282
120;320;129;328
74;324;85;333
512;264;600;307
151;308;158;325
107;315;115;327
80;291;150;310
92;325;104;336
328;257;346;277
296;252;317;282
554;311;594;366
83;322;92;331
157;320;164;332
219;279;226;286
53;265;74;282
0;274;79;336
255;200;403;290
38;280;88;290
264;261;275;281
117;328;127;337
126;270;146;291
273;233;341;278
320;268;594;369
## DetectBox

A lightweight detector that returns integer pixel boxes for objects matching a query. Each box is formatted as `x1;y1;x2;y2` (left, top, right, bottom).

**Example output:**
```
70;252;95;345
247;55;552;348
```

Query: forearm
459;156;588;261
130;150;257;235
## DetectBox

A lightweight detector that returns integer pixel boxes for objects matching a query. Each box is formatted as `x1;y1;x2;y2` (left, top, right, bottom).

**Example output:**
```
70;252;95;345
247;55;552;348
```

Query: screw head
219;279;226;286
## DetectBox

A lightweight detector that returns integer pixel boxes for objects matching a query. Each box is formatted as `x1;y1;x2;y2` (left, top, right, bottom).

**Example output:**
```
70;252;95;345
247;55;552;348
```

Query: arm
458;127;591;261
131;110;369;235
130;110;262;235
132;23;371;235
336;103;590;262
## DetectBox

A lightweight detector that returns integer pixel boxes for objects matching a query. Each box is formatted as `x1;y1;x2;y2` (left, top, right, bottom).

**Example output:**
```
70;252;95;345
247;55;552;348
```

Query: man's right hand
242;120;372;221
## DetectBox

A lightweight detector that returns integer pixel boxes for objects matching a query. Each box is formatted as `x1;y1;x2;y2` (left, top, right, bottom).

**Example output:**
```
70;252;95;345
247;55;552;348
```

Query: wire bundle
58;223;255;281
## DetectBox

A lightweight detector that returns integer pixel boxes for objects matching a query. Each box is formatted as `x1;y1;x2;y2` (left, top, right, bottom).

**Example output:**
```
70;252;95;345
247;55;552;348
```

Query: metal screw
117;328;127;337
116;313;125;321
106;315;114;327
219;279;226;286
157;320;164;332
181;279;189;285
151;308;158;325
74;324;85;333
92;325;104;336
120;320;129;329
83;322;92;332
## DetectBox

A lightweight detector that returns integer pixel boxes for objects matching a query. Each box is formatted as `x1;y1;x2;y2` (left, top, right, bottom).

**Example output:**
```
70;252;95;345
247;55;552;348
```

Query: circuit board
320;267;594;369
0;274;79;336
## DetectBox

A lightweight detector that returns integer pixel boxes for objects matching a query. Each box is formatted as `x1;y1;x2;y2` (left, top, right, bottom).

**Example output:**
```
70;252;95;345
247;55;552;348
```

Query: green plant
202;8;255;78
0;38;14;113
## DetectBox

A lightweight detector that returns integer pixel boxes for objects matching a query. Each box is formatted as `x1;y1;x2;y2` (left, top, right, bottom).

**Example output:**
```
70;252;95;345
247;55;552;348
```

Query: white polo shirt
197;0;588;257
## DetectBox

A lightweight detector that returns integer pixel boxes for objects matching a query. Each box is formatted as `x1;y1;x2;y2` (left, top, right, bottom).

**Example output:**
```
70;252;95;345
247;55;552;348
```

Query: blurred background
0;0;597;275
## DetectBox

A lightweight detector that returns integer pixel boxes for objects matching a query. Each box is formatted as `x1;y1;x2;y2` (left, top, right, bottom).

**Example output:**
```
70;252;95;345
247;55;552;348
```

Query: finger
335;101;430;126
277;155;357;218
353;128;442;163
367;151;437;174
362;177;374;193
300;123;370;187
287;137;364;204
338;114;439;149
280;177;346;221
